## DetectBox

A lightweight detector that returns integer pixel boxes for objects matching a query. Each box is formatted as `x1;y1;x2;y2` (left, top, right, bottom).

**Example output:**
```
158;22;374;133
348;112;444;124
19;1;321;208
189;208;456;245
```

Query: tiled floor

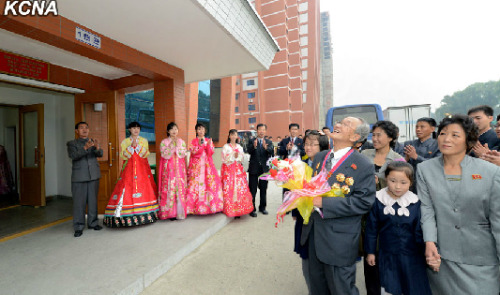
0;197;72;239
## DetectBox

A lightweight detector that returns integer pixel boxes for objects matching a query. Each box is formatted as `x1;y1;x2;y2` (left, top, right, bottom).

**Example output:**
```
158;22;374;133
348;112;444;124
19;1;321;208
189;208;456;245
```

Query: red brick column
217;77;236;147
154;77;186;169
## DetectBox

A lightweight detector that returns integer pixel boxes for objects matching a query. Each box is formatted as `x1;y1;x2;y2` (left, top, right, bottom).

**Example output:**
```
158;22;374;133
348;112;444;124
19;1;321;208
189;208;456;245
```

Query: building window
235;93;239;100
247;92;256;99
235;118;239;124
249;117;256;124
300;36;308;46
235;106;239;113
303;82;308;91
236;79;240;86
248;104;256;111
302;70;308;79
301;48;308;57
246;79;255;86
302;59;308;69
298;2;308;12
299;24;308;35
302;93;307;103
299;13;308;23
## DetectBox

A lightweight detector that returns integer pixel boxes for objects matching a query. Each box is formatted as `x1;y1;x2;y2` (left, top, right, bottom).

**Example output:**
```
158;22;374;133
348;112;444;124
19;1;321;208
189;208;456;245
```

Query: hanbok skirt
104;153;159;227
221;162;254;217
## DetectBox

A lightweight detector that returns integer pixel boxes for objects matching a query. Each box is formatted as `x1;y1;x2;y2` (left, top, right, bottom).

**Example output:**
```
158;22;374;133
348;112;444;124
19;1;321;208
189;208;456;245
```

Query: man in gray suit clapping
67;122;103;237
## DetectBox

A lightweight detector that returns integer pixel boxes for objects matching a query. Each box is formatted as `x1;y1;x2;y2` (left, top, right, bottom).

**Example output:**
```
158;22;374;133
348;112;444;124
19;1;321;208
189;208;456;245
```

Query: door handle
108;143;114;167
34;146;39;167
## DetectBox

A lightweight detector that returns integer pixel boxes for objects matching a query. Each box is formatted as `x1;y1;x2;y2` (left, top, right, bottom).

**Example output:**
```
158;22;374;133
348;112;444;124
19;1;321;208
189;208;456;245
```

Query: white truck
383;104;431;143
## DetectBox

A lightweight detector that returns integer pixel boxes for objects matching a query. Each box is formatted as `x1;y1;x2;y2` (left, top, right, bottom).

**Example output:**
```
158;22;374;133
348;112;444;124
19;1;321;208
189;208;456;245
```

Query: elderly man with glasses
300;116;376;295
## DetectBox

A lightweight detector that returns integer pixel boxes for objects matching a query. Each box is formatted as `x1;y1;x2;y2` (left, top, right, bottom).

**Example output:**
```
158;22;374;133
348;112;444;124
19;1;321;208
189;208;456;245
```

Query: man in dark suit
279;123;306;201
247;123;274;217
278;123;305;160
301;116;376;294
67;122;103;237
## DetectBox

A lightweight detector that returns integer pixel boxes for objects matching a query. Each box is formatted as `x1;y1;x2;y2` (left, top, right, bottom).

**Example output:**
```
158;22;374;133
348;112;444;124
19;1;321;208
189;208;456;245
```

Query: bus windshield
332;105;379;125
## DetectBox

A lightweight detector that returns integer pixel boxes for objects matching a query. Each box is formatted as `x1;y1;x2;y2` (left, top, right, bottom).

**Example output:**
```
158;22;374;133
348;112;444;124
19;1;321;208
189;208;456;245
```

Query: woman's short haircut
372;120;399;148
305;130;329;152
195;122;206;132
437;114;478;152
385;161;414;185
127;121;141;129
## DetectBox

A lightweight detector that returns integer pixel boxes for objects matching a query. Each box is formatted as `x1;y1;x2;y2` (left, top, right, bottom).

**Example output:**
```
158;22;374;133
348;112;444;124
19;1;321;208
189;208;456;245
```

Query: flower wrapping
261;157;355;227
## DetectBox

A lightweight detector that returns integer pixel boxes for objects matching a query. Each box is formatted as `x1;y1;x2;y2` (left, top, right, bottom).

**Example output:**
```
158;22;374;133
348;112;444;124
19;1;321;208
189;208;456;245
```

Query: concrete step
0;213;231;295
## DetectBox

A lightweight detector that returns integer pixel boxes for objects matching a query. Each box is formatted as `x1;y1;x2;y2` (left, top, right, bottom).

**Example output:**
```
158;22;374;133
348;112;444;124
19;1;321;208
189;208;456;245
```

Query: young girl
293;131;329;293
158;122;188;220
104;122;159;227
221;129;254;217
364;161;431;295
185;123;223;215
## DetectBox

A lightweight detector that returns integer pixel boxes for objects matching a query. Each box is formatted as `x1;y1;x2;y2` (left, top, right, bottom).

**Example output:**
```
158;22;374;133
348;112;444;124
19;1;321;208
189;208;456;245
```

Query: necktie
325;152;335;171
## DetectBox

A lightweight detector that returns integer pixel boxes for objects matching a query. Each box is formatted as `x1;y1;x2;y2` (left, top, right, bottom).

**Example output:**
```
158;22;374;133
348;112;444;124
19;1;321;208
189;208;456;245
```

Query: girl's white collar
376;188;419;217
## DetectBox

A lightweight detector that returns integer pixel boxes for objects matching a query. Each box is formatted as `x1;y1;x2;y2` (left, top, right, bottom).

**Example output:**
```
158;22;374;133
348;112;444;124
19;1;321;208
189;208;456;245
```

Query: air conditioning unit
250;124;255;128
249;112;254;115
249;99;253;103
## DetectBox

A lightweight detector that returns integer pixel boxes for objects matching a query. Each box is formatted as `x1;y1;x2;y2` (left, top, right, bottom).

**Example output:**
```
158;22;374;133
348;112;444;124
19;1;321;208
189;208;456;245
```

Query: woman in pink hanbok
221;129;254;217
186;123;223;215
158;122;188;220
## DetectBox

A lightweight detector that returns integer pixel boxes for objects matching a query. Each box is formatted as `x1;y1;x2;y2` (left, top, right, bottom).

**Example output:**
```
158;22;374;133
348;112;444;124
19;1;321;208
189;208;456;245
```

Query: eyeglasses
334;120;355;129
304;143;320;147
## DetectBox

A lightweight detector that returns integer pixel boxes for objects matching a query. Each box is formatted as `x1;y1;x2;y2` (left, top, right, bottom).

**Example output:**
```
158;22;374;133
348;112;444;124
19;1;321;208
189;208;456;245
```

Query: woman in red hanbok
185;123;223;215
103;122;159;227
158;122;188;220
221;129;254;217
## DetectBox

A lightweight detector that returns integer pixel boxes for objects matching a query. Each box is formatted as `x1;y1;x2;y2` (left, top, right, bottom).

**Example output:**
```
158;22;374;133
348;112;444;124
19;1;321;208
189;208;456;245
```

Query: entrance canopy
0;0;279;84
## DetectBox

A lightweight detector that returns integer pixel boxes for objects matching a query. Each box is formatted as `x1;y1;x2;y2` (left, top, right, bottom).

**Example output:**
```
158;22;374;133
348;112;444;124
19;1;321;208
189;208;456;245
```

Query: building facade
200;0;321;140
319;11;334;127
0;0;278;211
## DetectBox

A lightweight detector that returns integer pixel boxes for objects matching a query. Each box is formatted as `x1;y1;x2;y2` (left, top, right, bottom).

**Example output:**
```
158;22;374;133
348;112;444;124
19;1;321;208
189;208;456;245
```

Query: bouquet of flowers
261;157;355;226
259;156;295;184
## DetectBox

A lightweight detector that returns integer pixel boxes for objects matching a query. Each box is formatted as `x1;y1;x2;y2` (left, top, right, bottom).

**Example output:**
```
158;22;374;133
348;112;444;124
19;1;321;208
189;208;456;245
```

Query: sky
320;0;500;111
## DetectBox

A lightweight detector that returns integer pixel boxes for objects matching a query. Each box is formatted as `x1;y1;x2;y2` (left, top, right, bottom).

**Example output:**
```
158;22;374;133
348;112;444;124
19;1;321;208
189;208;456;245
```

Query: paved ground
142;182;367;295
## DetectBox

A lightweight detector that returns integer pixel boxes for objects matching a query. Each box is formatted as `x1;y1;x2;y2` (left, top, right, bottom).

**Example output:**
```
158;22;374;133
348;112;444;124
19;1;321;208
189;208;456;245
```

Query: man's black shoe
259;210;269;215
88;225;103;231
249;212;257;217
74;230;83;237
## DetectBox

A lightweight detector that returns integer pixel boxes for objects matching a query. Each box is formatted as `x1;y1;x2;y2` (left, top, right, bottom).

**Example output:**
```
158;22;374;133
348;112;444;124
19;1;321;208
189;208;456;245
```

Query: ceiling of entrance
57;0;277;83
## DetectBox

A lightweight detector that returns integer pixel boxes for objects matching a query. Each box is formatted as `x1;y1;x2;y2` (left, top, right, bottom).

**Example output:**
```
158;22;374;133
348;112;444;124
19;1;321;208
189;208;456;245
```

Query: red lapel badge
472;174;482;180
351;163;357;170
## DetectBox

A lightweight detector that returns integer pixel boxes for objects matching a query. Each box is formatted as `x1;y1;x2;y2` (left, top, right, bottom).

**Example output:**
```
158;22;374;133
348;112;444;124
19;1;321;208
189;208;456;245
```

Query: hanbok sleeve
221;144;232;164
235;145;244;163
206;138;215;156
190;139;203;156
160;138;173;160
137;137;150;158
176;139;187;158
121;138;132;159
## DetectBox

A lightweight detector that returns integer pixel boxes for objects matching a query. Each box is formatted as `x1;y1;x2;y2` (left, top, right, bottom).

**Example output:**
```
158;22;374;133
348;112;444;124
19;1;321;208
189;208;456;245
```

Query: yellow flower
336;173;345;182
341;185;350;195
331;183;340;190
345;177;354;186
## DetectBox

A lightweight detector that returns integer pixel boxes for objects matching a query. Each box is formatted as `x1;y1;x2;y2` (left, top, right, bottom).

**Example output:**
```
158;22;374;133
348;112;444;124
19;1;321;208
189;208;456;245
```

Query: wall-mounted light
94;103;103;112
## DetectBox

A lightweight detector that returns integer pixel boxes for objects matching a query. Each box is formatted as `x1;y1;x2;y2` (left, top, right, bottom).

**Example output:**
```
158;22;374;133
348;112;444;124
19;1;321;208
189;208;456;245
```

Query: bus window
332;105;379;126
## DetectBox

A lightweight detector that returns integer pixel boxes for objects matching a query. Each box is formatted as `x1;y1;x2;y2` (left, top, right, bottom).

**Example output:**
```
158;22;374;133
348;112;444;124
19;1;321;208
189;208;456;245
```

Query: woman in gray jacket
418;114;500;294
